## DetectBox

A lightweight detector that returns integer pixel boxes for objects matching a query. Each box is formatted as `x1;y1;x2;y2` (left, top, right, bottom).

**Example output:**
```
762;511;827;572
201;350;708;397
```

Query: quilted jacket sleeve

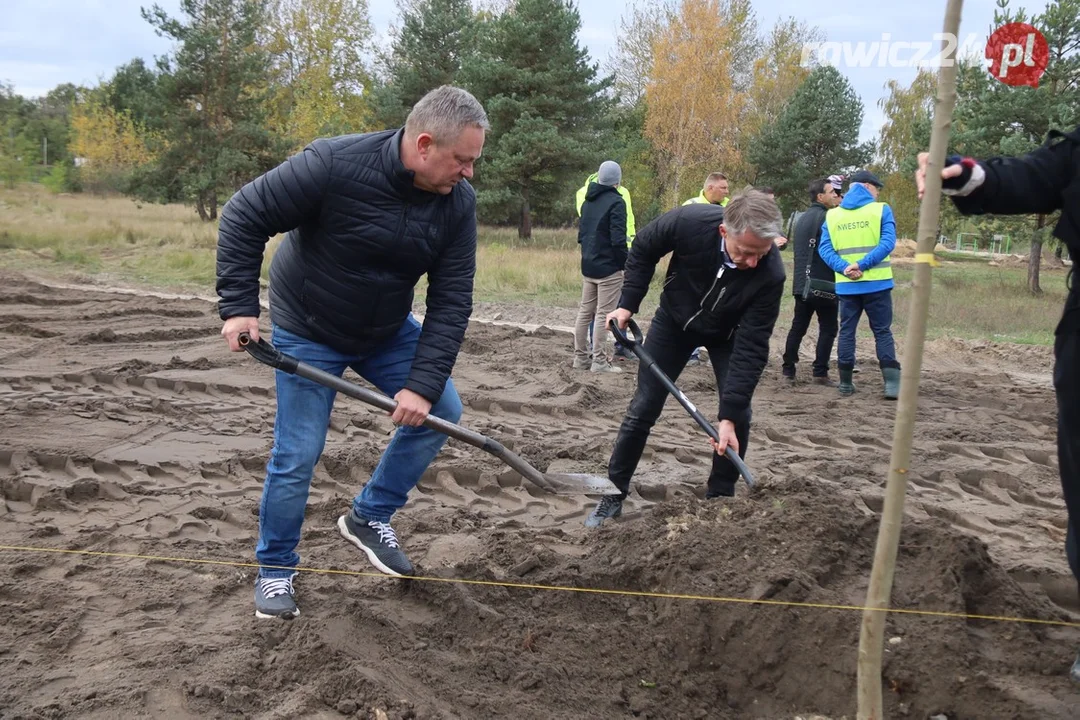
405;190;478;402
618;208;680;313
216;140;333;319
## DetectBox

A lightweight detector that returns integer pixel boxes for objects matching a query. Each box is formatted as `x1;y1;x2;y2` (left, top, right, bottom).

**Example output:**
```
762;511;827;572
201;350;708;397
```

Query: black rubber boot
838;365;855;396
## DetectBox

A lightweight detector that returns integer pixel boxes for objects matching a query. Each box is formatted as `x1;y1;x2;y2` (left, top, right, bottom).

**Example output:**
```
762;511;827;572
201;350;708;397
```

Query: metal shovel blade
544;473;623;496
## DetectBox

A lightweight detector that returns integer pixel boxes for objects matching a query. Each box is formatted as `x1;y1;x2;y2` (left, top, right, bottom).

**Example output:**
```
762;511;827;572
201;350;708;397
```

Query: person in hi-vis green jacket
577;172;636;244
682;172;730;207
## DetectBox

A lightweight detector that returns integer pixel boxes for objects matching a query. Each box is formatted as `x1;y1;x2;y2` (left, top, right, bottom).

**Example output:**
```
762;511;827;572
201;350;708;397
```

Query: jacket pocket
370;285;414;335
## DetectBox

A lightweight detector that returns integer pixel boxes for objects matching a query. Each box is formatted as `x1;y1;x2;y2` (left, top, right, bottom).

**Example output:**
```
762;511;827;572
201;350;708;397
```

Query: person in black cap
817;169;901;399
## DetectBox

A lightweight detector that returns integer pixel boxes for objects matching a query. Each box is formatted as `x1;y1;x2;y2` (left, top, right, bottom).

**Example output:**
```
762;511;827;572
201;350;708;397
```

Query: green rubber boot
882;366;901;400
838;366;855;396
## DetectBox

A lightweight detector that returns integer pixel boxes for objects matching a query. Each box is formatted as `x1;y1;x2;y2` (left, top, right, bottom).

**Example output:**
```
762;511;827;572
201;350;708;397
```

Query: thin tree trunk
519;185;532;240
855;0;963;716
1029;214;1045;294
1029;240;1043;293
196;195;210;222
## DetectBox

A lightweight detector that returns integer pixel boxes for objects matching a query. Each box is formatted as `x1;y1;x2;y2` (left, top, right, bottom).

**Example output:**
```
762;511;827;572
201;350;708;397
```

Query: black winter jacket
948;125;1080;259
790;202;833;297
577;182;628;278
216;128;477;403
618;202;786;421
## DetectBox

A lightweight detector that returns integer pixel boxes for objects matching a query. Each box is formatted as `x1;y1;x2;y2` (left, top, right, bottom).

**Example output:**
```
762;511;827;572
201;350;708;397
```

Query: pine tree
461;0;614;238
371;0;479;129
140;0;280;220
748;64;873;209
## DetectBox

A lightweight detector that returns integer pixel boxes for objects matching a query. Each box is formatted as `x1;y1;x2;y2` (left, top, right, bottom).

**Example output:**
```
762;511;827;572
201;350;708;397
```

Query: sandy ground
1;269;1078;719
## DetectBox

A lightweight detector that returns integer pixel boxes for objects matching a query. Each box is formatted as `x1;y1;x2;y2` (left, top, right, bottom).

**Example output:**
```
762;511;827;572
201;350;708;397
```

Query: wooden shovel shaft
856;1;965;716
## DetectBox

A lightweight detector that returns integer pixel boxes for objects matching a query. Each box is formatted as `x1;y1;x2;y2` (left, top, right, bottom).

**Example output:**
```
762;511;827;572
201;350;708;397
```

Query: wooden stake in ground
855;1;965;717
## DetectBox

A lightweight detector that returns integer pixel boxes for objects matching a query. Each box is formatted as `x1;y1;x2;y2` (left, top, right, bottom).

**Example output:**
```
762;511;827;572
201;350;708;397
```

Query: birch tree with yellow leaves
735;18;823;183
69;92;159;194
642;0;757;207
262;0;378;149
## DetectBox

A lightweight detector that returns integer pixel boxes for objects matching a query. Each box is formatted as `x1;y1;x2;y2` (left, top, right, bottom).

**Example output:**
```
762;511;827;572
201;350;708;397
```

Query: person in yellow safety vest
682;172;730;207
817;169;900;400
577;173;636;244
681;171;730;365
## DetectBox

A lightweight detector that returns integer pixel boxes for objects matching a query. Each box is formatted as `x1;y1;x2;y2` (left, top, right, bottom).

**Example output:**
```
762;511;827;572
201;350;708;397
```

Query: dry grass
0;185;227;287
0;184;1069;345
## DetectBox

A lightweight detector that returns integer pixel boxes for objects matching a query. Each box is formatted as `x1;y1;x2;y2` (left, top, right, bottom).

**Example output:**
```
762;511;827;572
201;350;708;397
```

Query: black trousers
607;306;751;499
782;295;839;377
1054;281;1079;587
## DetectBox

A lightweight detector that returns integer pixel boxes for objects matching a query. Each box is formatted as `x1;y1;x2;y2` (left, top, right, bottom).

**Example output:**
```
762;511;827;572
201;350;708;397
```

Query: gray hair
722;189;783;240
404;85;490;144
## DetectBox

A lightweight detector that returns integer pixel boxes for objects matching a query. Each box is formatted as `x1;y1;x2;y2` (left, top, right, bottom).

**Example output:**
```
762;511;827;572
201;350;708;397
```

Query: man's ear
719;223;728;239
415;133;435;159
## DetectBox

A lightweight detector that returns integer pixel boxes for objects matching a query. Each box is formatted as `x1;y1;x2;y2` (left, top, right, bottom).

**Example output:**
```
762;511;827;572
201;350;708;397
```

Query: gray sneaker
254;574;299;619
1071;651;1079;684
585;495;623;528
590;359;623;373
338;513;415;576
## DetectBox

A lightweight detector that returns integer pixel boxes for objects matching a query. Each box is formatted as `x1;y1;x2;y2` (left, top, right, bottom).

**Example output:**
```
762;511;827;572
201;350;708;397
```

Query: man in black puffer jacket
216;85;488;620
585;190;786;527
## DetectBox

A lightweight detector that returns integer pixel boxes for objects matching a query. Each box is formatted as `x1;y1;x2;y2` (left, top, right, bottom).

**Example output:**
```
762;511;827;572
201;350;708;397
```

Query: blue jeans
256;317;462;578
837;289;899;369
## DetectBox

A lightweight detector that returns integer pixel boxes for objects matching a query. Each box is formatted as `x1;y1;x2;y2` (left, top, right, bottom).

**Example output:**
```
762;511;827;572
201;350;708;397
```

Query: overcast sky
2;0;1049;143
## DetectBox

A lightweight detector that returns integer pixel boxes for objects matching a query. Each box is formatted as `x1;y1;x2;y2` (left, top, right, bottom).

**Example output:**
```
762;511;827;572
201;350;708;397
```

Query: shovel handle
608;317;644;347
236;331;559;493
607;319;756;488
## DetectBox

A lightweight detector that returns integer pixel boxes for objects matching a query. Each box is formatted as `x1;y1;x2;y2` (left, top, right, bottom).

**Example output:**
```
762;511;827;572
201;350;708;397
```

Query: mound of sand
892;238;919;258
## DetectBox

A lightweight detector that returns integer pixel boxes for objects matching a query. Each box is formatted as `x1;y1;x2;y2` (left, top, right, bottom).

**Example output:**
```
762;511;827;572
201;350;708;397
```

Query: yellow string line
914;252;942;266
2;544;1077;629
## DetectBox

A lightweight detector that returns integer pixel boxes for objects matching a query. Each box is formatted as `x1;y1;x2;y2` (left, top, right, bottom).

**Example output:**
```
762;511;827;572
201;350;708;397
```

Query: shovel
608;319;756;488
237;332;622;496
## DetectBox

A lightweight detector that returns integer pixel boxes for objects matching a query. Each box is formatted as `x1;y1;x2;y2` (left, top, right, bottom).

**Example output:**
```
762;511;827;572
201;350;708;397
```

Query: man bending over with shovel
216;86;488;619
586;189;786;527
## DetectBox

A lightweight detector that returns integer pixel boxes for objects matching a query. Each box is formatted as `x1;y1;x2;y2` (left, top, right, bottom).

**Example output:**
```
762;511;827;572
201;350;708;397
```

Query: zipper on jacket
682;260;725;330
710;266;728;312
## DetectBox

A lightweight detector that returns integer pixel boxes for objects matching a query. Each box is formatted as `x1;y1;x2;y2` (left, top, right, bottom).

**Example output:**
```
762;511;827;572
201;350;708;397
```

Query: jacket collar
383;128;420;196
718;234;737;269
